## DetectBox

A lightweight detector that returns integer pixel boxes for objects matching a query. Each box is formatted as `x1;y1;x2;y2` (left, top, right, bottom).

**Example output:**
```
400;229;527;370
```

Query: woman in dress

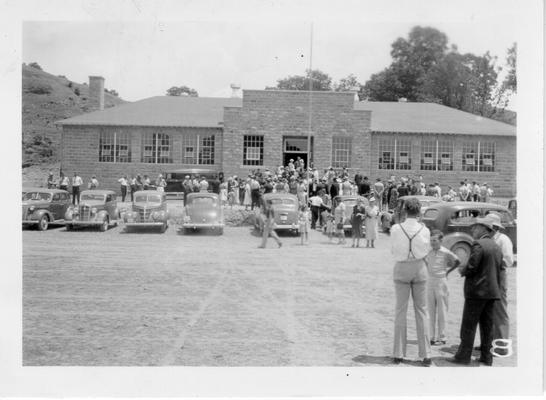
334;199;347;245
351;197;367;248
243;178;252;210
219;180;228;206
365;197;379;248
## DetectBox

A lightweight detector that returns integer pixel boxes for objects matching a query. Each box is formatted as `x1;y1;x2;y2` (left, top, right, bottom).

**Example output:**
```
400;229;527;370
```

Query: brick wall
369;132;516;197
61;125;223;194
222;90;372;178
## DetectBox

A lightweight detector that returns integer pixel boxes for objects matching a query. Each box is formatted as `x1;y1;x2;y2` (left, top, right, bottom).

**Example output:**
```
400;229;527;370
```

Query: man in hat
449;214;503;366
488;212;514;346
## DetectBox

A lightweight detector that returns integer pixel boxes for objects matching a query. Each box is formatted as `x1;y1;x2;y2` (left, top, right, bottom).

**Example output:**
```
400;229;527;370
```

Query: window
142;133;172;164
462;142;478;172
396;140;411;170
378;138;395;170
480;142;495;172
332;137;351;168
243;135;264;166
420;139;453;171
99;131;132;163
181;134;216;165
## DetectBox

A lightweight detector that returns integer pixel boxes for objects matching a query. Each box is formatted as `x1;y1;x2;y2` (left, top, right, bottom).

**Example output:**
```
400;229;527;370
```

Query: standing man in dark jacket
449;215;503;366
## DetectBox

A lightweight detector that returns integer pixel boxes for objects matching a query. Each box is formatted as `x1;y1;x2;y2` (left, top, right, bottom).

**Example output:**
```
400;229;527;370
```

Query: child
425;230;461;345
334;201;347;245
324;209;335;242
298;205;310;245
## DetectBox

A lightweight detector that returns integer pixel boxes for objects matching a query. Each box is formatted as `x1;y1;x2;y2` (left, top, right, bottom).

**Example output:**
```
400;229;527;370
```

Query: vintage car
332;195;368;236
22;188;71;230
64;190;119;231
181;192;224;234
164;168;222;199
256;193;300;235
421;201;517;266
380;195;442;233
122;190;168;232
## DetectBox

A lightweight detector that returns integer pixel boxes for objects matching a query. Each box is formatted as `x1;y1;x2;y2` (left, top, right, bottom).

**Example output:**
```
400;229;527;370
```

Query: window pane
199;135;215;165
99;131;115;162
480;142;495;172
142;133;155;163
462;142;479;172
332;137;351;168
437;140;453;171
243;135;264;166
378;138;395;170
182;135;198;164
157;133;172;164
396;139;411;170
116;132;131;163
420;140;436;171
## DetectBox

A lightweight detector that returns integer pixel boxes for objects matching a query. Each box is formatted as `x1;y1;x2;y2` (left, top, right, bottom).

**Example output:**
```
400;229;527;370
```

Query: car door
446;208;481;235
50;193;64;220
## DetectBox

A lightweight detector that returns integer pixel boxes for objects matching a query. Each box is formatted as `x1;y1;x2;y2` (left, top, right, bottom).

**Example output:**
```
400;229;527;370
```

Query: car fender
442;232;473;250
64;206;76;220
97;210;109;220
32;209;53;221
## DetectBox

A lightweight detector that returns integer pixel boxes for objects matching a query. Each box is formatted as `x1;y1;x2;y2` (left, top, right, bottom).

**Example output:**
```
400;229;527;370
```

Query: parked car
380;195;442;233
122;190;168;232
181;192;224;234
64;190;119;231
332;195;368;236
421;201;517;266
256;193;300;235
164;168;222;199
22;188;71;231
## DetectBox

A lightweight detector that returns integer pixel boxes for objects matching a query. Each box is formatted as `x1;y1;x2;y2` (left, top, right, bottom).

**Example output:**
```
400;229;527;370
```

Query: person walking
298;204;310;245
250;176;261;210
373;178;384;210
350;197;367;248
309;192;323;230
258;200;282;248
243;178;252;210
448;215;503;366
365;197;379;248
425;230;461;346
390;198;432;366
71;172;83;205
129;176;137;202
334;198;347;245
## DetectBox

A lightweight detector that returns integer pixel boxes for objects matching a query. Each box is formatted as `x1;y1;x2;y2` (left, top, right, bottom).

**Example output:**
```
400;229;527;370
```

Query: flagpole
306;22;313;205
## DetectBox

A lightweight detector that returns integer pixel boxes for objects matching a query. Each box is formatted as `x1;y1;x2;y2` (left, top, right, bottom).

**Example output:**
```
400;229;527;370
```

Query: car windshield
342;200;356;208
268;198;296;206
135;194;162;203
23;192;52;201
188;196;216;206
81;194;106;201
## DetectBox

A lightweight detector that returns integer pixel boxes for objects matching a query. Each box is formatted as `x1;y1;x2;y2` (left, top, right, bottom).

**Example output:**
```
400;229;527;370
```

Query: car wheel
99;217;109;232
217;227;224;235
451;242;471;267
66;224;73;231
37;215;49;231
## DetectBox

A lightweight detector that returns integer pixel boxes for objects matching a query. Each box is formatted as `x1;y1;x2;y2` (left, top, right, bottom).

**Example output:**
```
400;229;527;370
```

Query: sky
21;1;519;106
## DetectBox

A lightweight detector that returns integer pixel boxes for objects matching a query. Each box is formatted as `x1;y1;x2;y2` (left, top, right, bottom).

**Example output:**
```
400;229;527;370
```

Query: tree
166;86;198;97
502;43;517;93
362;67;403;101
28;62;42;70
276;69;333;91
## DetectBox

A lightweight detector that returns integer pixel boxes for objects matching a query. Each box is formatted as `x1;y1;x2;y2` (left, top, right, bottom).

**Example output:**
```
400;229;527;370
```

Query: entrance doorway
283;136;313;168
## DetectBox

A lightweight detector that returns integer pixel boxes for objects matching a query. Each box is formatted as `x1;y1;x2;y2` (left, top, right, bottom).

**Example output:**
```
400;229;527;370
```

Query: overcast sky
22;1;518;104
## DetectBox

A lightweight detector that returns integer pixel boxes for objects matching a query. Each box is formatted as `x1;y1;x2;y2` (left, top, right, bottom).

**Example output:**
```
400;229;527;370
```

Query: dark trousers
72;186;80;204
310;205;320;229
251;189;260;210
130;186;136;202
121;186;127;202
455;298;497;363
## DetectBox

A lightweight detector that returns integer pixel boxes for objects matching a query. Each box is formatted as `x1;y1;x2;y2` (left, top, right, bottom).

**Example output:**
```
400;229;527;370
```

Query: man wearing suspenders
390;198;432;366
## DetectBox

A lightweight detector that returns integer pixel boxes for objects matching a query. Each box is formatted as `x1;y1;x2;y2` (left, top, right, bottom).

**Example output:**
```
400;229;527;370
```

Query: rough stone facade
222;90;371;178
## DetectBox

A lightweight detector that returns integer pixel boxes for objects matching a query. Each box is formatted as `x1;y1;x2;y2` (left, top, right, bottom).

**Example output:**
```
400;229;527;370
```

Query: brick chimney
89;76;105;111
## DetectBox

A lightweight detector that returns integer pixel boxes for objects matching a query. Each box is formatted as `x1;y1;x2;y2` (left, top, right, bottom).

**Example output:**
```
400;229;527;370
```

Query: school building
57;76;516;196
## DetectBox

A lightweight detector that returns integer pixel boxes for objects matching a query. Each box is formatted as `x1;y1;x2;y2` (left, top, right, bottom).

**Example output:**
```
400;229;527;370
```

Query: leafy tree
166;86;198;97
276;69;333;91
28;62;42;70
502;43;517;93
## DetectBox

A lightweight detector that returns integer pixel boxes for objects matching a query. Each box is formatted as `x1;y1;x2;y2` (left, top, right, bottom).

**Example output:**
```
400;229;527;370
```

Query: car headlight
29;205;35;212
73;207;79;214
183;215;191;223
210;212;217;218
91;207;97;215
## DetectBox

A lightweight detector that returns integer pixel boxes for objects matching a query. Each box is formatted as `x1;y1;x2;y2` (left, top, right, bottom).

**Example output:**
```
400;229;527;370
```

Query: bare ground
23;215;517;367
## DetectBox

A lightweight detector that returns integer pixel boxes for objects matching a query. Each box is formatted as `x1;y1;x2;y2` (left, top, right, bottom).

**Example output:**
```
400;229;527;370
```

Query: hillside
22;64;126;167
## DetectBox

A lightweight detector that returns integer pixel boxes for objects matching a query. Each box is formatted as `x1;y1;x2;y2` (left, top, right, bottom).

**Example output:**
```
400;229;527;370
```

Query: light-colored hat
369;197;376;202
487;212;504;229
472;214;497;230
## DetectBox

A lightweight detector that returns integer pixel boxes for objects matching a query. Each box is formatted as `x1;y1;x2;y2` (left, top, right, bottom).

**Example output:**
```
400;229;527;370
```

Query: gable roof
354;101;515;136
57;96;242;128
57;94;516;137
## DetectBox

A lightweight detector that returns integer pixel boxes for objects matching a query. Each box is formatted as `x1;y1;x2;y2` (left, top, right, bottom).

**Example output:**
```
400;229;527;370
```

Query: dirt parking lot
23;212;517;367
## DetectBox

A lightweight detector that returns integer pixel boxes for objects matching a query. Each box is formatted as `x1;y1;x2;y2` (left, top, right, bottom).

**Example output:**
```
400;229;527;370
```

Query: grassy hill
22;64;126;167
